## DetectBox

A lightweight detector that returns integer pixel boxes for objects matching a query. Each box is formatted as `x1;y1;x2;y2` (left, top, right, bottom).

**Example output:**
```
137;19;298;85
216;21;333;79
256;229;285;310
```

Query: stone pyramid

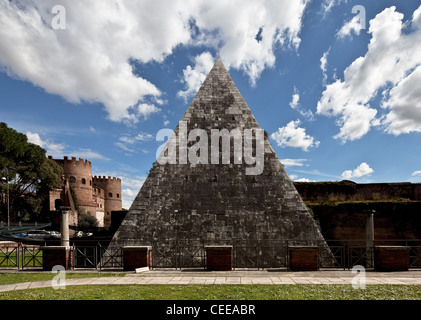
109;58;330;267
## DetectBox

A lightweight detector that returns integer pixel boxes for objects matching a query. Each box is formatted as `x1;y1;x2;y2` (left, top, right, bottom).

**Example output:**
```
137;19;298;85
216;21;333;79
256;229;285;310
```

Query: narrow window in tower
109;192;113;198
81;178;86;185
69;176;76;183
116;193;120;198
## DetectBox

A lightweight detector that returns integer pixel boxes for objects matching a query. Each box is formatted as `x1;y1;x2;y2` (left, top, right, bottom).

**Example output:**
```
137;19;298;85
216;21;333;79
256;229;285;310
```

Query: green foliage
70;186;79;211
78;209;99;229
38;158;63;192
0;122;63;221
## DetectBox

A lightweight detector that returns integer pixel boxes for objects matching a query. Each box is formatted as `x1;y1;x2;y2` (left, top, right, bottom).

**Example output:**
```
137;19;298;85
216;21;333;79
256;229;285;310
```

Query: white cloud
119;133;153;145
26;131;66;155
192;1;310;85
74;149;110;161
337;15;364;38
382;65;421;135
341;162;373;179
118;137;136;145
178;52;215;101
135;133;154;141
27;131;109;160
0;0;310;122
322;0;348;16
289;87;300;109
137;104;161;121
288;87;315;120
0;1;163;124
114;142;135;153
116;132;153;153
293;178;316;182
317;5;421;142
320;49;330;85
271;120;320;151
280;159;308;167
287;172;316;182
412;171;421;177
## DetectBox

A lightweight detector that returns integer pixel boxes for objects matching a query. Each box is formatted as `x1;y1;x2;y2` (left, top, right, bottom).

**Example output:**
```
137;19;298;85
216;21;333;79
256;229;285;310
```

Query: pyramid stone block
108;58;330;268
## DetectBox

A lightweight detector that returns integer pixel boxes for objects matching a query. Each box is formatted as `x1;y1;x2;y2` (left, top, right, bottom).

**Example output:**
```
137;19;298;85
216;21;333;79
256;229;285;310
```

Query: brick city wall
294;181;421;203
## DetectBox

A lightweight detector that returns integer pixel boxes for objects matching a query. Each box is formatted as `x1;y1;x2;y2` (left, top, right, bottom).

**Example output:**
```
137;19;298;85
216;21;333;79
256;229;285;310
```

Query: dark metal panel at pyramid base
109;58;331;267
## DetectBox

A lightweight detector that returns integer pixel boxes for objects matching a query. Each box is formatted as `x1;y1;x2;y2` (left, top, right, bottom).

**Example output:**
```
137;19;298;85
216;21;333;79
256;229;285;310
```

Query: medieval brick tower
48;156;122;228
108;58;329;267
92;176;122;227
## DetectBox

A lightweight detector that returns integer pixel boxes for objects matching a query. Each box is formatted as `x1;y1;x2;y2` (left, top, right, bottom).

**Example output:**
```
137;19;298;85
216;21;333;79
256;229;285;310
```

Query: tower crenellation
48;155;122;228
92;175;122;226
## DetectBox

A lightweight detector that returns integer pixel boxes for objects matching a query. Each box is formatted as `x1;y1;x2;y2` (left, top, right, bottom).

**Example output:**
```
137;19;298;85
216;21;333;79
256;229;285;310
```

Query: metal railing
0;243;42;269
149;239;421;270
1;239;421;270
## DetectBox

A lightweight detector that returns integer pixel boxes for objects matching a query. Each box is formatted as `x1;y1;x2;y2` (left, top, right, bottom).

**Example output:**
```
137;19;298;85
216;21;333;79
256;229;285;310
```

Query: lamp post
6;170;9;229
1;168;10;229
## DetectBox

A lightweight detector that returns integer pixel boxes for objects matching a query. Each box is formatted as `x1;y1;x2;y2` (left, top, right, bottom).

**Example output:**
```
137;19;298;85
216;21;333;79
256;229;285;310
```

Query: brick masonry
108;58;330;267
374;246;410;272
288;247;319;271
41;246;73;271
122;246;152;271
205;246;232;271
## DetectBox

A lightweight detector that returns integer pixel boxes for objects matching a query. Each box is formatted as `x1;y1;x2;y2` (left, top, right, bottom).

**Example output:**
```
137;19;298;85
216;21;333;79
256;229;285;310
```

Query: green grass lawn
0;272;125;285
1;273;421;300
1;283;421;300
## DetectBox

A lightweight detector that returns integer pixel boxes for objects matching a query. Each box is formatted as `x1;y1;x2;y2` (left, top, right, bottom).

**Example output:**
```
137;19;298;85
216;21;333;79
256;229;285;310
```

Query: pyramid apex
215;56;226;67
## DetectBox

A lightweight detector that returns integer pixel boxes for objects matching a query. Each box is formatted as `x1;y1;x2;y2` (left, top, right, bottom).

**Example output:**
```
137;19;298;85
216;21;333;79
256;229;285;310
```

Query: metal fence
1;239;421;270
73;243;123;269
149;239;421;270
0;243;43;269
0;240;123;270
150;239;330;269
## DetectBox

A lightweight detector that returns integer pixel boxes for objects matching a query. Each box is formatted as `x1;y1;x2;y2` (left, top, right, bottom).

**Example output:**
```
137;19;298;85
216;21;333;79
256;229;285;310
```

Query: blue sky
1;0;421;209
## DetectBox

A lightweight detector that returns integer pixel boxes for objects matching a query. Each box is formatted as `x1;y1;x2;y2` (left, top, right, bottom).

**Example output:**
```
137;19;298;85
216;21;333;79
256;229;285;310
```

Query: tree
0;122;63;222
78;209;99;229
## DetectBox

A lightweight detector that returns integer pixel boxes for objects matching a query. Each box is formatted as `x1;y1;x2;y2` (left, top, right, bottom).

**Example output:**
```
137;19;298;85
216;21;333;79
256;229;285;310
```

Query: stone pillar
122;246;152;271
288;246;319;271
205;246;233;271
41;246;74;271
60;206;71;248
365;210;375;268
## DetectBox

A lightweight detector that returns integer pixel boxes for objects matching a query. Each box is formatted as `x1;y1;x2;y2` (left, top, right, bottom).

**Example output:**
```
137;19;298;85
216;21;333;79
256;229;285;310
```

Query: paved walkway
2;269;421;292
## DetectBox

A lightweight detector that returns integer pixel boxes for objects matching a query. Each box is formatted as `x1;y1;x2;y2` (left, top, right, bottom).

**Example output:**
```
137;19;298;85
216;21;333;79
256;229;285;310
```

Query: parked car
12;233;27;237
27;230;61;240
74;231;93;238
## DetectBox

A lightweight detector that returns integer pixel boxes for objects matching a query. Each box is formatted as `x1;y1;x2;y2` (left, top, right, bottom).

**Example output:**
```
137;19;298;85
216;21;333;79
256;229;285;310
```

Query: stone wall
294;181;421;245
294;181;421;203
